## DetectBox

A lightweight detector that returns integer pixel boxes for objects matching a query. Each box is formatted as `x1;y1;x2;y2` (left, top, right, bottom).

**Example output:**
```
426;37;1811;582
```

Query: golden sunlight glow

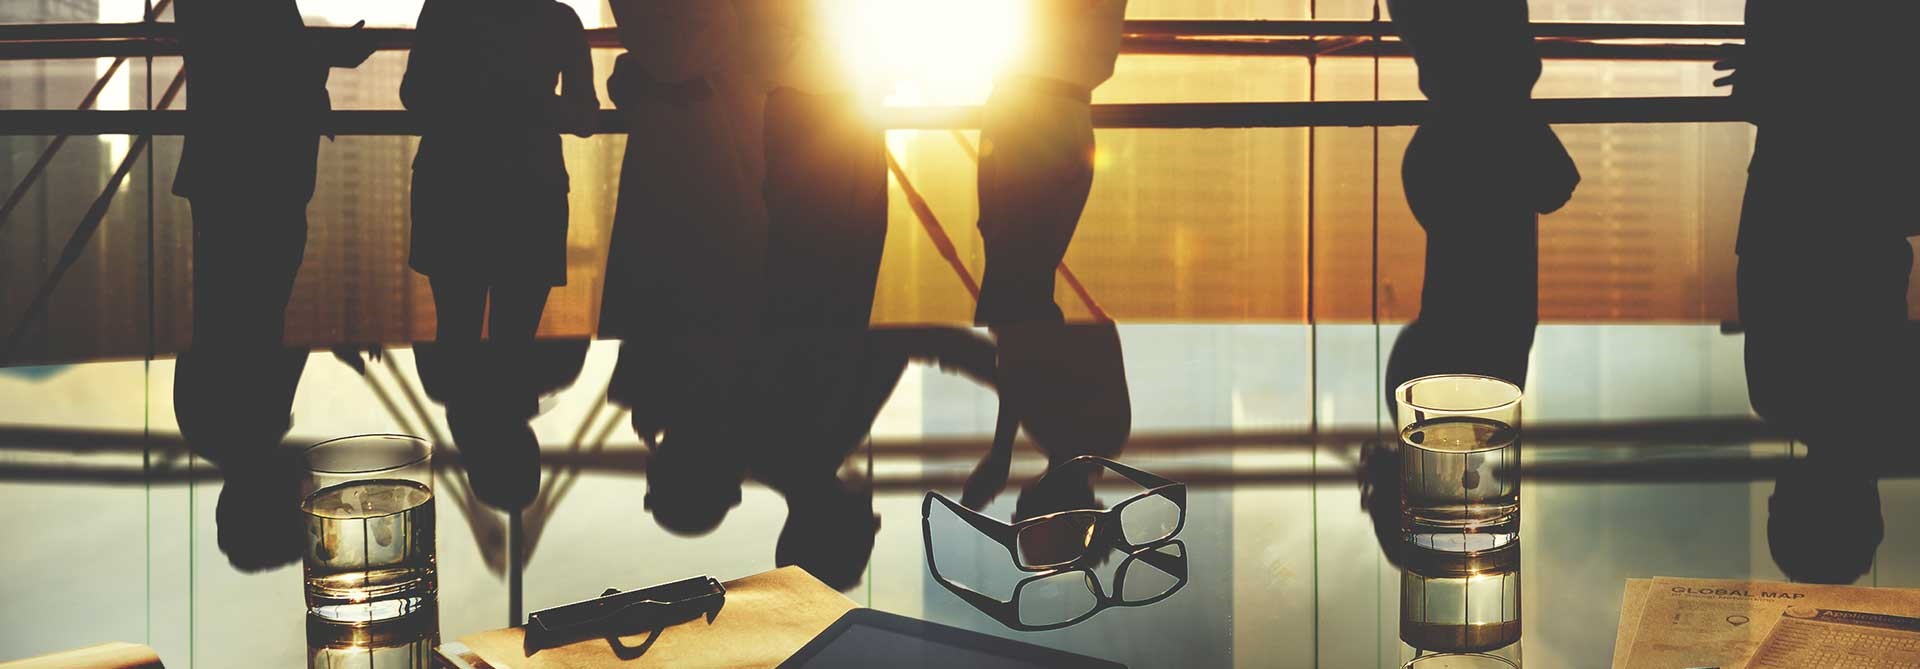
827;0;1025;107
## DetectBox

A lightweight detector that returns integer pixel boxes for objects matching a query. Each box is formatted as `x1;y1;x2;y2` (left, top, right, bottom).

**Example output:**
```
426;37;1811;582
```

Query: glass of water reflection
1395;375;1522;554
301;434;437;623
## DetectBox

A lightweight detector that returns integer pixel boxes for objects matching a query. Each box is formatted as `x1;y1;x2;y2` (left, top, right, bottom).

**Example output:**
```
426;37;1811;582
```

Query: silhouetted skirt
409;137;571;286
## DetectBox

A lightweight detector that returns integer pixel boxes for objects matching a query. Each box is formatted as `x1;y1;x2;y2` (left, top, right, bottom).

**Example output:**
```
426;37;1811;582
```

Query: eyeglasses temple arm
924;491;1019;546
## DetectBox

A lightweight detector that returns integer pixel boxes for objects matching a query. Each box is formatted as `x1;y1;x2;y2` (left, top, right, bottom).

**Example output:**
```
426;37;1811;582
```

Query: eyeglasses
926;539;1189;632
922;455;1186;571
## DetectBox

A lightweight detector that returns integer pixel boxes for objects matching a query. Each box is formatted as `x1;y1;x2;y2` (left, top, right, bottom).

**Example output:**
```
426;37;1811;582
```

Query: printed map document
1618;577;1920;669
1743;608;1920;668
1612;579;1653;669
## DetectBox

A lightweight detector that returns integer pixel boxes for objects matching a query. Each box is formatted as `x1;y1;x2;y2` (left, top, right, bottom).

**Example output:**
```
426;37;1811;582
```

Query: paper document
1743;608;1920;668
1617;577;1920;669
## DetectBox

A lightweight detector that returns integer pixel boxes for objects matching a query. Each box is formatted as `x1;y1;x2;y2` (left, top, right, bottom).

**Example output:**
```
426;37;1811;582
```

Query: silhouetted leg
762;87;887;328
1741;238;1912;461
975;86;1095;326
487;283;550;343
1742;231;1909;584
428;275;486;343
188;198;308;349
1384;217;1539;421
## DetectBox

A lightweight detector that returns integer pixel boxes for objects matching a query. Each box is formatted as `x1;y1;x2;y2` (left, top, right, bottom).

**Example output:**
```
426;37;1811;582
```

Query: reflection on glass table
926;537;1189;633
17;325;1920;668
926;456;1186;570
305;606;439;669
1401;543;1522;668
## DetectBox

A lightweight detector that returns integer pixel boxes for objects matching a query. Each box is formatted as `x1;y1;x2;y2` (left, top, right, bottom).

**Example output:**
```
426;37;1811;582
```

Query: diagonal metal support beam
0;68;185;363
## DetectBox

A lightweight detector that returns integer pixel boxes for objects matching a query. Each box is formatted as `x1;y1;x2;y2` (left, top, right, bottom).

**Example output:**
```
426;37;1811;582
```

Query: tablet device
777;608;1125;669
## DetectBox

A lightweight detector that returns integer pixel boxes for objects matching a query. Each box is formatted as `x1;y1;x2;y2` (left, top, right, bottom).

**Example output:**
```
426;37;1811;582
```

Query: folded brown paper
0;642;165;669
455;567;856;669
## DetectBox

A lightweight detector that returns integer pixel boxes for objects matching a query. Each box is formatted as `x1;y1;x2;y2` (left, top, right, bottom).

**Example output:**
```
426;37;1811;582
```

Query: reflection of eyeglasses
923;456;1187;570
927;539;1189;632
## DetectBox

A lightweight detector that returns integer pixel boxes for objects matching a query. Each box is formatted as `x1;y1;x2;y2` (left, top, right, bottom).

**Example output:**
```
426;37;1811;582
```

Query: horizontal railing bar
0;97;1741;135
0;20;1747;43
0;21;1743;61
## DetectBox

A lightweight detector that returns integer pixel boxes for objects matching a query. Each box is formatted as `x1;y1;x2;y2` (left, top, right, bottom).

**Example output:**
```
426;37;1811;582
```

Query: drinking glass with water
300;434;437;623
1395;375;1522;554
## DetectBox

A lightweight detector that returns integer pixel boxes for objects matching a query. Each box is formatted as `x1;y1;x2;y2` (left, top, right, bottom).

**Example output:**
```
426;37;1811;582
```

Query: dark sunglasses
926;539;1189;632
923;455;1186;571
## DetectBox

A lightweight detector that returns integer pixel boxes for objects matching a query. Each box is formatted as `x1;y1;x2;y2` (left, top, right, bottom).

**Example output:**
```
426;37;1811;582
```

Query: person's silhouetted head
774;480;879;591
1768;457;1882;585
1357;440;1406;569
643;432;745;537
1013;461;1111;569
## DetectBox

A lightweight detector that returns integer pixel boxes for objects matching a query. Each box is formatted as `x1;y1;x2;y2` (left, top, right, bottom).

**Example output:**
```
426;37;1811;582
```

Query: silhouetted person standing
973;0;1126;326
1382;0;1579;410
601;1;765;441
1721;0;1916;459
402;0;595;509
1719;0;1915;582
403;0;594;345
171;0;372;563
172;0;376;349
751;0;887;328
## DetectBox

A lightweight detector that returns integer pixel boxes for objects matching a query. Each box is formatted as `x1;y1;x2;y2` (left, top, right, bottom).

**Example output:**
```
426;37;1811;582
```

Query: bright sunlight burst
825;0;1025;107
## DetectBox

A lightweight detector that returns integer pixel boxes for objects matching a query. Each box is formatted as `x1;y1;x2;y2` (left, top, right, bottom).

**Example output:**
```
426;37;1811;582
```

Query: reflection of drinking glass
1396;375;1521;553
1401;543;1521;667
306;605;439;669
301;435;437;623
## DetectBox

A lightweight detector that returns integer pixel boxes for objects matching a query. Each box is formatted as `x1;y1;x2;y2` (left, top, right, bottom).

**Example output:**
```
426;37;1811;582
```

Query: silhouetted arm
311;21;379;70
398;0;448;113
550;5;598;138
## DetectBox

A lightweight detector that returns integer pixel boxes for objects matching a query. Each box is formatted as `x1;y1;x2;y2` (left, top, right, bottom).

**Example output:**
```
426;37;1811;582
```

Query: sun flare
827;0;1025;107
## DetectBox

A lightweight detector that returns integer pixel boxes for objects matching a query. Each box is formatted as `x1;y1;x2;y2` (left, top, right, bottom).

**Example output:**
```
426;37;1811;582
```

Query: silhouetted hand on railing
1711;43;1751;123
324;20;380;69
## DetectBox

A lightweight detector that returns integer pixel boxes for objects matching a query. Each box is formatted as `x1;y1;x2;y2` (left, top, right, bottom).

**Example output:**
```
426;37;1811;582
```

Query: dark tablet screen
794;624;1054;669
779;609;1124;669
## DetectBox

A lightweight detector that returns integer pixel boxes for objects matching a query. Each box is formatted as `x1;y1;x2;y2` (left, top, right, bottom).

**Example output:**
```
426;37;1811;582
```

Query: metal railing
0;19;1742;61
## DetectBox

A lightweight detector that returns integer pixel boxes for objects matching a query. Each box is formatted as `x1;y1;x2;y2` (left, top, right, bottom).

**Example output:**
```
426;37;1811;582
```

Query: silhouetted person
171;0;373;570
1719;1;1916;464
601;1;766;441
1717;0;1914;582
1381;0;1579;411
414;339;588;510
961;324;1131;512
750;1;887;328
629;85;986;584
403;0;594;346
973;1;1127;325
172;0;377;351
402;0;593;509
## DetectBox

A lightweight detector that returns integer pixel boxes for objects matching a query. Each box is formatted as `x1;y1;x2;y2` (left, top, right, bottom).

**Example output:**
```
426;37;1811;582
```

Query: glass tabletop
5;323;1911;667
